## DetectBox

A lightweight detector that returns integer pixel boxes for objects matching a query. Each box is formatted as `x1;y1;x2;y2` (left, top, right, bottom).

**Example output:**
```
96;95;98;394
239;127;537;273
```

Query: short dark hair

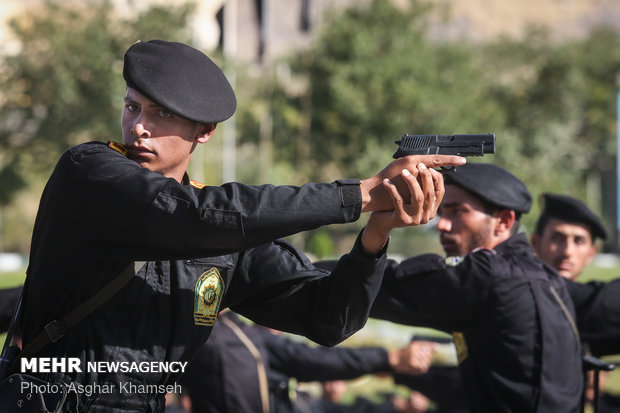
478;197;522;236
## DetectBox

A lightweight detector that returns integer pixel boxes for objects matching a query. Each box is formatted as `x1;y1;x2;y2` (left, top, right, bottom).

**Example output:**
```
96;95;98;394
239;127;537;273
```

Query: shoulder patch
452;332;469;364
107;141;128;156
190;180;206;189
445;256;465;266
194;267;224;326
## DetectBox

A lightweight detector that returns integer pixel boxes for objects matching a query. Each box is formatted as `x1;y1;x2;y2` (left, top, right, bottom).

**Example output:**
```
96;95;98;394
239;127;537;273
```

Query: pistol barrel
393;133;496;158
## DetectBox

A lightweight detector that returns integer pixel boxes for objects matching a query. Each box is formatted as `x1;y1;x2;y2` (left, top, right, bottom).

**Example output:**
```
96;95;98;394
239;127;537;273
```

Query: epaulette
190;180;206;189
107;141;128;156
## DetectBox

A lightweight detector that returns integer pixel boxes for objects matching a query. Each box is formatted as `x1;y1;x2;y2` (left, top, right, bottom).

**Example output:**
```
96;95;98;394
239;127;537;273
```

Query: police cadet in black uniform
180;311;430;413
12;40;464;412
531;194;620;412
530;194;618;353
369;163;620;413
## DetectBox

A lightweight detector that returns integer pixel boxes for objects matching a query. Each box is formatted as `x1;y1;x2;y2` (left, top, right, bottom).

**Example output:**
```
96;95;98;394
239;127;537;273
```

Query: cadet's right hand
360;155;465;213
360;163;443;255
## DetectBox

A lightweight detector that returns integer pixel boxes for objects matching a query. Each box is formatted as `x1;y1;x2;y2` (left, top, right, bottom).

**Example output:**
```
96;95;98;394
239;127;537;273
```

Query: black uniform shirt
371;233;585;413
20;142;385;412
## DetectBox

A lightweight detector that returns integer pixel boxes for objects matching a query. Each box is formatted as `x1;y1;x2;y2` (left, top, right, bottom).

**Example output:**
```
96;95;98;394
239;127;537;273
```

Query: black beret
540;193;607;240
444;163;532;214
123;40;236;123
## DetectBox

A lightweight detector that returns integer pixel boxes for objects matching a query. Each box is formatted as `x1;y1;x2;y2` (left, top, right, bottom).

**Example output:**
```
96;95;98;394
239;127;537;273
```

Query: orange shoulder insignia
107;141;128;156
190;180;206;189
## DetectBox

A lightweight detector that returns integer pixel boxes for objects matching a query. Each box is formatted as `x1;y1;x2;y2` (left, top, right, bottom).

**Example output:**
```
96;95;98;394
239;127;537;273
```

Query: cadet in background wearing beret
368;163;620;412
10;40;465;412
179;311;433;413
531;194;620;411
531;193;607;282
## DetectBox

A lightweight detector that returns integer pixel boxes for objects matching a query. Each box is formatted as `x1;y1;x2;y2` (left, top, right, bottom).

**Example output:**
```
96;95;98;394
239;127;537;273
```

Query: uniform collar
493;233;532;256
181;173;191;185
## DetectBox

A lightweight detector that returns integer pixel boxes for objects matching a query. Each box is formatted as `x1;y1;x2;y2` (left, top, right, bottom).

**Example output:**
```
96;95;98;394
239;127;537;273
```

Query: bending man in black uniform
8;40;464;412
370;163;620;412
180;311;433;413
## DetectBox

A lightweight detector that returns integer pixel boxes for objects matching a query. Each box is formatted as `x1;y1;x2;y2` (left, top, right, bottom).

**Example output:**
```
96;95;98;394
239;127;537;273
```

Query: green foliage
480;26;620;234
243;0;620;251
0;0;197;251
304;229;336;259
0;0;197;205
282;0;504;182
3;0;620;254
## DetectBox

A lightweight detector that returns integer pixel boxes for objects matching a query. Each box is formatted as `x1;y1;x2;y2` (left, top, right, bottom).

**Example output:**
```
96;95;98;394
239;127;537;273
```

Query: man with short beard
370;163;620;413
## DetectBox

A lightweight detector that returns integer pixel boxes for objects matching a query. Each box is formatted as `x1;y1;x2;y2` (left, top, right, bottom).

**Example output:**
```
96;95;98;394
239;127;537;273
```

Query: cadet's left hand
360;163;444;255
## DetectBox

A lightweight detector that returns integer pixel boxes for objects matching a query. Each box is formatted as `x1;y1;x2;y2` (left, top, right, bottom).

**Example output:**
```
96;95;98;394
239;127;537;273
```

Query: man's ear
494;209;516;235
585;243;598;267
196;123;217;144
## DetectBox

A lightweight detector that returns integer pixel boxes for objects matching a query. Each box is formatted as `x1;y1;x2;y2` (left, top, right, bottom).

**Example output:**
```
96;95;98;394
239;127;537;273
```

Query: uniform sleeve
370;253;492;332
260;329;390;381
227;232;387;346
565;278;620;343
63;143;361;260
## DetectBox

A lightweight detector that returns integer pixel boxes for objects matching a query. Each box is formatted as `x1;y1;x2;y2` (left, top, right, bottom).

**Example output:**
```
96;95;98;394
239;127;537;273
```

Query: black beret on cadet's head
444;163;532;214
123;40;237;123
540;193;607;240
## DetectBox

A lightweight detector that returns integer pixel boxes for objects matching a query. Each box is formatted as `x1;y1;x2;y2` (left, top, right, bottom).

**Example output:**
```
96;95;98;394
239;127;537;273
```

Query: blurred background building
3;0;620;63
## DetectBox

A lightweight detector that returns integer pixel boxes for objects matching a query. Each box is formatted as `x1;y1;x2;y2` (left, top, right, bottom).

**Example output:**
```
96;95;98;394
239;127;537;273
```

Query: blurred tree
481;27;620;240
0;0;196;251
0;0;196;197
235;0;620;254
3;0;620;255
235;0;506;255
304;229;336;259
281;0;504;182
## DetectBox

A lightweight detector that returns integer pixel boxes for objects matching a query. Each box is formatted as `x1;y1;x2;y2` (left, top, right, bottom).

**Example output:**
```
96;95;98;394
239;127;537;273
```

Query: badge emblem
452;332;468;364
445;256;464;266
194;268;224;326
